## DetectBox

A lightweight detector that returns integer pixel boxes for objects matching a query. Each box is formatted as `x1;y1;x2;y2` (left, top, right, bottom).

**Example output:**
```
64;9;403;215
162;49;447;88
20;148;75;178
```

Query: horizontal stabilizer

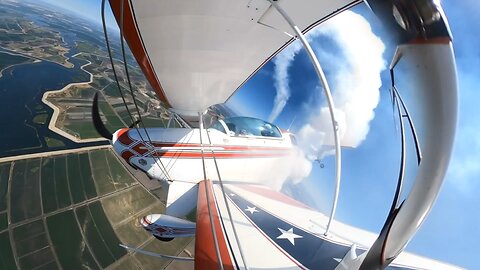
166;181;199;218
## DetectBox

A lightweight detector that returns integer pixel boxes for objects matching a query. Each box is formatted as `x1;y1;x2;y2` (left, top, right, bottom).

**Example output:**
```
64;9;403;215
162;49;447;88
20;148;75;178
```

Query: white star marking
276;228;303;246
244;206;259;214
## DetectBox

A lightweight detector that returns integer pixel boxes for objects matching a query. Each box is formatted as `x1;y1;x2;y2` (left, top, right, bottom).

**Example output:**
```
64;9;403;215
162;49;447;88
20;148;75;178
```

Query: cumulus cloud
271;11;386;183
305;11;386;149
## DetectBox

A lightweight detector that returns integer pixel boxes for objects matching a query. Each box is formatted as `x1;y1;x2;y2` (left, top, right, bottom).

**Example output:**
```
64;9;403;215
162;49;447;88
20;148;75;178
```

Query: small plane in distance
92;0;461;269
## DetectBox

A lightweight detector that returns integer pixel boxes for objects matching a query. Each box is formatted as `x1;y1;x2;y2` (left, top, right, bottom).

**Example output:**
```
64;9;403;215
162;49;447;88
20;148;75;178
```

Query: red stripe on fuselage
195;180;234;270
152;150;290;159
117;128;134;145
121;151;135;163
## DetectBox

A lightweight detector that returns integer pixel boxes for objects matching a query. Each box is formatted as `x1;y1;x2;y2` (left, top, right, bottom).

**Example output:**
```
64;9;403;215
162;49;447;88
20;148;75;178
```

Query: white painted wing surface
109;0;359;114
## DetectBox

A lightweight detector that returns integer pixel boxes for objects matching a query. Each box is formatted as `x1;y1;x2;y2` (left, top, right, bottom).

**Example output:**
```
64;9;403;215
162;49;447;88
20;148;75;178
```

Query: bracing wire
102;0;165;177
101;0;170;181
198;113;224;270
267;0;341;236
203;115;249;269
101;0;137;130
119;0;171;180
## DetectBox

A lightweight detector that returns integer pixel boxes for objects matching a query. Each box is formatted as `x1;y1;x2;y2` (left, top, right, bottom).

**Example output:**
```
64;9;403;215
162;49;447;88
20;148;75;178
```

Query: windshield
211;117;282;138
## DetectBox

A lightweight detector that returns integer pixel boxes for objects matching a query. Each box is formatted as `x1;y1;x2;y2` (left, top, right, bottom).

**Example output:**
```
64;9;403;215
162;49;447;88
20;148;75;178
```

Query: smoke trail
268;41;302;122
273;11;386;184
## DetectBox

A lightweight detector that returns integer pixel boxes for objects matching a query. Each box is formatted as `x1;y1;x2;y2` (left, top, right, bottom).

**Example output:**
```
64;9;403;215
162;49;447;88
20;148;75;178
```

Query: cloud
297;11;386;159
269;11;386;186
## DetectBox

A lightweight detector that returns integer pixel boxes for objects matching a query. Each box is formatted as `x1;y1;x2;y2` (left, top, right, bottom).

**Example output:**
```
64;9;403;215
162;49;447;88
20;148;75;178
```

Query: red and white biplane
92;0;461;269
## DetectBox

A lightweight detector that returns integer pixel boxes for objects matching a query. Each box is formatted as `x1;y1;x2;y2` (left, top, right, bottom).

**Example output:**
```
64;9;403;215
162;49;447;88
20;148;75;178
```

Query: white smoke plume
268;42;302;122
275;11;386;183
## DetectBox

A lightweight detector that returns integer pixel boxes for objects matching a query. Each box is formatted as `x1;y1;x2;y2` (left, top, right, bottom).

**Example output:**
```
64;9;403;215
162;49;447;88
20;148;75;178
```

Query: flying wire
101;0;170;180
119;0;171;180
203;115;249;270
198;113;224;270
101;0;137;129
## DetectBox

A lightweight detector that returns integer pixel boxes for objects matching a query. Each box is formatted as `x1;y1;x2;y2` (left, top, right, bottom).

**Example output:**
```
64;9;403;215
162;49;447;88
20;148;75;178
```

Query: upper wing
194;180;462;270
108;0;360;114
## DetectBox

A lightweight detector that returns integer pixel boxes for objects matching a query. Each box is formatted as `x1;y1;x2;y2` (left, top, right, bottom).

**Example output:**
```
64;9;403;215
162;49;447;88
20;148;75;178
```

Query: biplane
92;0;461;269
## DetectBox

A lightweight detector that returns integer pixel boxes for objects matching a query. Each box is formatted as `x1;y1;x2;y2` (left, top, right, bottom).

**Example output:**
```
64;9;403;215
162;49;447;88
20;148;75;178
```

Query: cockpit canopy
210;117;282;138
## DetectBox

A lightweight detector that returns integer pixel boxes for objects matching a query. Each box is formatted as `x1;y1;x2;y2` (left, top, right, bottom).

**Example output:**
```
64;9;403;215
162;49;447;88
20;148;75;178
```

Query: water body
0;7;108;158
0;56;107;158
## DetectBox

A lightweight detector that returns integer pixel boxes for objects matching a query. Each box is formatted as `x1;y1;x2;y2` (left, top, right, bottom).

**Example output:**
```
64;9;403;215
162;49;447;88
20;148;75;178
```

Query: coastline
41;53;107;144
0;48;73;74
0;144;111;163
0;51;37;79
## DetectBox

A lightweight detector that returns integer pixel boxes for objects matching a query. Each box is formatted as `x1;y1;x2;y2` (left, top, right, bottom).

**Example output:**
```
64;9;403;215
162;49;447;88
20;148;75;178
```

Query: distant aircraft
93;0;460;269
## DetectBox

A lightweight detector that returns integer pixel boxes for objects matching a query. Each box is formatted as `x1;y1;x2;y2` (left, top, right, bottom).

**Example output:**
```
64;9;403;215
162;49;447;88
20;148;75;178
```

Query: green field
103;82;123;98
0;212;7;231
110;256;142;270
102;185;158;225
2;148;179;270
90;77;110;90
67;154;87;204
88;202;126;259
99;100;125;131
18;246;57;270
0;162;11;212
62;98;125;140
75;41;99;53
12;219;48;256
105;150;136;188
64;121;100;139
9;159;27;222
76;205;117;268
0;232;17;270
53;156;72;208
41;157;58;213
90;150;116;195
10;159;42;223
78;152;98;199
47;210;99;270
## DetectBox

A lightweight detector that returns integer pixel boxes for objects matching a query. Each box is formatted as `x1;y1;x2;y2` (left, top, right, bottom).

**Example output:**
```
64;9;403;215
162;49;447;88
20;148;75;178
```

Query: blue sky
228;1;479;269
42;0;478;268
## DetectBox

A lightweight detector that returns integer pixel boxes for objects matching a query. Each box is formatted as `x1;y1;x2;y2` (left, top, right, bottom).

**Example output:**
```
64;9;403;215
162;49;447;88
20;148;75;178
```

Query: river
0;13;108;158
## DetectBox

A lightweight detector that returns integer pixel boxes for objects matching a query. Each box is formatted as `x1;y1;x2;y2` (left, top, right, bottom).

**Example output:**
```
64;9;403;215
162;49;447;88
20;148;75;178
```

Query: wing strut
202;113;250;269
267;0;342;236
101;0;172;181
198;112;224;270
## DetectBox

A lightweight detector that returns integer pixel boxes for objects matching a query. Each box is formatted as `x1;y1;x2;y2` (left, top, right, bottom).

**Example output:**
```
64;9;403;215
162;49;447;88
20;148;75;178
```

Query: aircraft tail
165;181;198;218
